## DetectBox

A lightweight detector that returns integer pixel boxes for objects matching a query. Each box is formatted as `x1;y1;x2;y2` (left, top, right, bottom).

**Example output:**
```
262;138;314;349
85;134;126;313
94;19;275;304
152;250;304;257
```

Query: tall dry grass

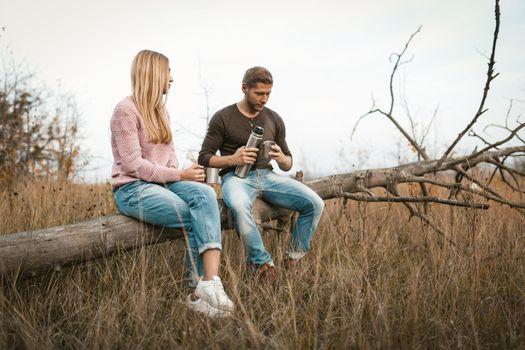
1;178;524;349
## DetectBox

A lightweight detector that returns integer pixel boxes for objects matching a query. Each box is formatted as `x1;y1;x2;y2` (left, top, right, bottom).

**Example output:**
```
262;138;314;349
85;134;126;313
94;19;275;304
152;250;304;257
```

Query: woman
110;50;234;318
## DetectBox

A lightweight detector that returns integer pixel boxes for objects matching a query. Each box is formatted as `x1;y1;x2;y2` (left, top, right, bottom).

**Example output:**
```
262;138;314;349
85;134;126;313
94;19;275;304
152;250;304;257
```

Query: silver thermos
235;126;264;178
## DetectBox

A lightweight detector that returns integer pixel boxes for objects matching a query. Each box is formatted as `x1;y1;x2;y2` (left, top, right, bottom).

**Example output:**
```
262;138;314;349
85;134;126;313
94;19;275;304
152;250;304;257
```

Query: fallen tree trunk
0;199;294;279
1;170;346;278
1;145;524;278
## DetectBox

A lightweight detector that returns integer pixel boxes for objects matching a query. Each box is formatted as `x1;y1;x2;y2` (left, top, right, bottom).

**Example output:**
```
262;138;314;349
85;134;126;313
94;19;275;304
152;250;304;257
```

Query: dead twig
435;0;501;168
343;192;489;209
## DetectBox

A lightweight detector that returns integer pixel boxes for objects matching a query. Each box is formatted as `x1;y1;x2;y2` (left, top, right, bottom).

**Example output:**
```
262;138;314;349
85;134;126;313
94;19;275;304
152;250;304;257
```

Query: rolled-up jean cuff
198;243;222;255
188;280;198;289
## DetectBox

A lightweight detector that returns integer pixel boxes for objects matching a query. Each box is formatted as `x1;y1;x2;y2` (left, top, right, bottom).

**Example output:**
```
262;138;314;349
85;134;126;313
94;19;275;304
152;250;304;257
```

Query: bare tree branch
351;26;430;161
342;192;489;209
497;166;522;193
450;123;525;167
435;0;501;168
468;129;497;149
483;100;525;144
420;105;439;149
401;202;457;247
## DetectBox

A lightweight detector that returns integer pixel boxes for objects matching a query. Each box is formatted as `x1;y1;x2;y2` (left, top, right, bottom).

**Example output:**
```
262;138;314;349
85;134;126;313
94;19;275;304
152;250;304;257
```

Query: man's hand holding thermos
234;126;264;178
231;146;259;166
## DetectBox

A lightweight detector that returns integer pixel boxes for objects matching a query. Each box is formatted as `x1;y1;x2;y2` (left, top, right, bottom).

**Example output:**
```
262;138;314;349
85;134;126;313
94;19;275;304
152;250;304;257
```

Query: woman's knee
188;182;217;203
200;183;217;201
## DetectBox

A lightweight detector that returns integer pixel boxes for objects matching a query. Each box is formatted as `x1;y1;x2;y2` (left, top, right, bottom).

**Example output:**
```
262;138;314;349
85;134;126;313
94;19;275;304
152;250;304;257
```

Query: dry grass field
1;178;524;349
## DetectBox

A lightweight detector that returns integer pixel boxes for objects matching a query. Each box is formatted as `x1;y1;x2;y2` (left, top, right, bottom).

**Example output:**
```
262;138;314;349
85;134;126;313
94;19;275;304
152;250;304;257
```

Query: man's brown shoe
254;263;277;284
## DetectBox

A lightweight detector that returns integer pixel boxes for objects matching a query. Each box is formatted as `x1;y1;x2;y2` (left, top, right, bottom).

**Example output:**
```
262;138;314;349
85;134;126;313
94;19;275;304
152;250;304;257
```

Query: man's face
243;82;272;112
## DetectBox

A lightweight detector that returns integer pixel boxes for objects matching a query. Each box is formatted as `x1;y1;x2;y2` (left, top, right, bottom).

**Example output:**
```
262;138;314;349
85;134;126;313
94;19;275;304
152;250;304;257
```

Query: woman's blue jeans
221;169;325;266
113;180;222;288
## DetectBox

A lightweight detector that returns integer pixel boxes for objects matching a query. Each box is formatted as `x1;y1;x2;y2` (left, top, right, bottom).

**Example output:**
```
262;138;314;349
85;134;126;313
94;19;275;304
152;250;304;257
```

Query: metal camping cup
262;140;276;159
205;167;219;184
205;167;222;198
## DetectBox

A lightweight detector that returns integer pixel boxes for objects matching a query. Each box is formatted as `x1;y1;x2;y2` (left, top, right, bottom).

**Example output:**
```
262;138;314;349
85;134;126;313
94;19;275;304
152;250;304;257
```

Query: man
198;66;324;278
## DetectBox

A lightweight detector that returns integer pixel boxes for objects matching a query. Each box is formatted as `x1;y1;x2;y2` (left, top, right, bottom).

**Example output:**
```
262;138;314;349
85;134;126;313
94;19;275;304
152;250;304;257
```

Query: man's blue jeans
113;180;222;288
221;169;324;266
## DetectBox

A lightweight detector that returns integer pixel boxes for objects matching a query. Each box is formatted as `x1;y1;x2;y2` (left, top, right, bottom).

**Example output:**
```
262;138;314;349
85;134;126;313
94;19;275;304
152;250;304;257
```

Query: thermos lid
252;126;264;136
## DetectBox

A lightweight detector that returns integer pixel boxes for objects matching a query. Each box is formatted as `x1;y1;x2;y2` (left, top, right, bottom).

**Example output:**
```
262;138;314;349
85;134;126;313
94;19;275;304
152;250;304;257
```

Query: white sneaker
185;294;231;318
195;276;235;312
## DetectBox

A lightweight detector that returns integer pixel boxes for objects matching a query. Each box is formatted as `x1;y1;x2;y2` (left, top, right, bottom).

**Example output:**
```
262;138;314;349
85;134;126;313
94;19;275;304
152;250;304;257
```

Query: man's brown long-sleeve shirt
198;104;292;176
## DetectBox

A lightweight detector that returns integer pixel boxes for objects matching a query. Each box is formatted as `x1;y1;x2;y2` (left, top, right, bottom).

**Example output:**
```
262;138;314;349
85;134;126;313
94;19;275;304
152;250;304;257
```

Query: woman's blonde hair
131;50;172;144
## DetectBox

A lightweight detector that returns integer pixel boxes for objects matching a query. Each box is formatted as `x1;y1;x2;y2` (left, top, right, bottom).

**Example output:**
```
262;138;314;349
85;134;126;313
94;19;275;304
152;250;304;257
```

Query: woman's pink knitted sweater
110;96;182;190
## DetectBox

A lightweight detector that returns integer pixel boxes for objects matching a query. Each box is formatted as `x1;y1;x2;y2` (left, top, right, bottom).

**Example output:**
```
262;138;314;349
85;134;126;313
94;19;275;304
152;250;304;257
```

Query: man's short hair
242;66;273;88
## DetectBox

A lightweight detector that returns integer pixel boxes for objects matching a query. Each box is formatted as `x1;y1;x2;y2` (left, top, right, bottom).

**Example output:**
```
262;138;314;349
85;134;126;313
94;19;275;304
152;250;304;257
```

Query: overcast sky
1;0;524;181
